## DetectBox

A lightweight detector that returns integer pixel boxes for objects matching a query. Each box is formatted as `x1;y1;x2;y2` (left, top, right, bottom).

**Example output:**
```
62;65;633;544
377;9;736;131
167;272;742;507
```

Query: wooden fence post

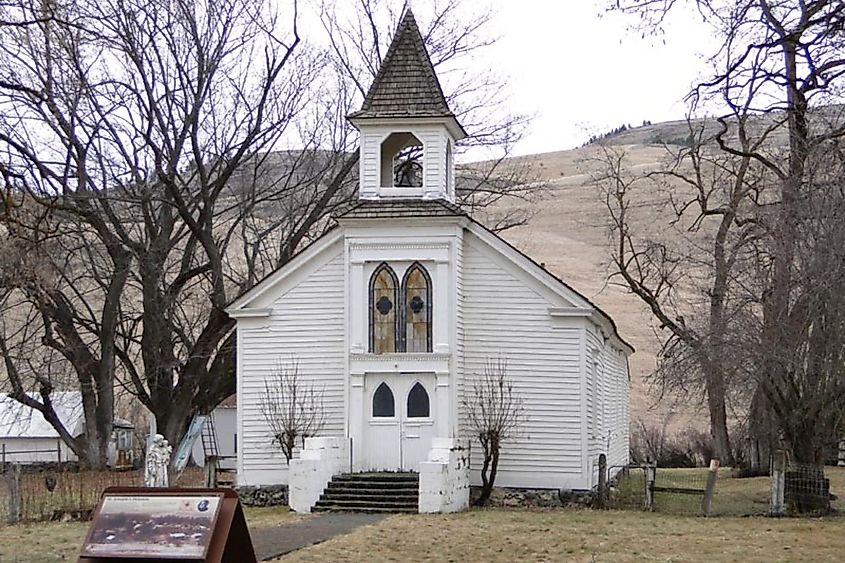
701;458;720;516
7;464;22;524
770;450;787;516
644;461;656;511
597;454;607;509
204;458;218;488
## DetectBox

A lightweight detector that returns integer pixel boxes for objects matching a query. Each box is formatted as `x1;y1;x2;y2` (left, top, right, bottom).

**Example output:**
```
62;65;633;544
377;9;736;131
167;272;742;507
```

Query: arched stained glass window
406;382;430;418
401;263;432;353
372;382;395;418
369;263;399;354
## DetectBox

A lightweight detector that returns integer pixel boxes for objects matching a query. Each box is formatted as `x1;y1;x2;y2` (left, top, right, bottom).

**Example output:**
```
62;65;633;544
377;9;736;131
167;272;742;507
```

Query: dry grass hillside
486;124;712;434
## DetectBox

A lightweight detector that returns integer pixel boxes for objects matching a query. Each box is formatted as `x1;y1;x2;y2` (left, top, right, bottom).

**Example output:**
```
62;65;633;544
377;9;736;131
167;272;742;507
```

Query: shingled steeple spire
348;10;463;133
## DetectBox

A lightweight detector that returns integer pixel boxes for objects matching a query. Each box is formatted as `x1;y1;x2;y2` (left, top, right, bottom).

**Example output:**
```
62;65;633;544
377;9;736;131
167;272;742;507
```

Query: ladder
200;412;220;462
199;412;235;487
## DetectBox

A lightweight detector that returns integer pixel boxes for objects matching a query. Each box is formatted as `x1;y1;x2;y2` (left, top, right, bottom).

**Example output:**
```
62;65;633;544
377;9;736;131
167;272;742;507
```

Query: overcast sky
480;1;719;155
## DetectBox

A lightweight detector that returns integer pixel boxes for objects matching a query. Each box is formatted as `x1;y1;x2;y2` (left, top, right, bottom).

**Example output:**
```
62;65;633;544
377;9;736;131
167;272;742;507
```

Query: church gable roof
348;10;455;120
226;205;633;354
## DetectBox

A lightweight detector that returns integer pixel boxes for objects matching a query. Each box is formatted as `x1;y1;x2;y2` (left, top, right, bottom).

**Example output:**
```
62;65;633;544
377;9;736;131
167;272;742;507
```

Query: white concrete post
288;437;351;513
419;438;470;513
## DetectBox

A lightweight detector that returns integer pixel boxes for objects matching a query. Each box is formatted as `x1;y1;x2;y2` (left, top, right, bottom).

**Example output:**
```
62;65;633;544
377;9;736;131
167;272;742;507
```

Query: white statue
144;434;172;487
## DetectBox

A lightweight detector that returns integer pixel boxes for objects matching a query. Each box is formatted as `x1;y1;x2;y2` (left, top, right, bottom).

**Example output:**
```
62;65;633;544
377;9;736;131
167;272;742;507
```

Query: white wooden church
227;10;631;508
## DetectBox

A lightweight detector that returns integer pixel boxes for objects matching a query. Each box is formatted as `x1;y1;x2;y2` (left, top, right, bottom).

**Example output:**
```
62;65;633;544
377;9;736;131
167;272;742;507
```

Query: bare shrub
462;357;526;506
259;357;325;464
630;420;701;468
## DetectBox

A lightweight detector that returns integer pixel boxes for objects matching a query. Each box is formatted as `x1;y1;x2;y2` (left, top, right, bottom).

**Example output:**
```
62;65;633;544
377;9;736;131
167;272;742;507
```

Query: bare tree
589;116;769;466
259;357;325;463
462;357;526;506
0;0;541;464
609;0;845;466
0;194;125;466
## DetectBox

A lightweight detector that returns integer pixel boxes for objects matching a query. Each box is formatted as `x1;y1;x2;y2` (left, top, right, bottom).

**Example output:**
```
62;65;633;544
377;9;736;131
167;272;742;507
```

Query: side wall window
369;263;399;354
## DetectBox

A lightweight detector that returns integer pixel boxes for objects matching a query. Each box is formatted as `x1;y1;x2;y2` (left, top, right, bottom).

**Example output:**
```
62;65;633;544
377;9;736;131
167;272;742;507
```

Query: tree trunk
701;359;734;466
476;440;493;506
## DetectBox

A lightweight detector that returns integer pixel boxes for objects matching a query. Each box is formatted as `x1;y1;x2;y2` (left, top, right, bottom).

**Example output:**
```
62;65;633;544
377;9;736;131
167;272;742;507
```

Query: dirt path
251;513;385;561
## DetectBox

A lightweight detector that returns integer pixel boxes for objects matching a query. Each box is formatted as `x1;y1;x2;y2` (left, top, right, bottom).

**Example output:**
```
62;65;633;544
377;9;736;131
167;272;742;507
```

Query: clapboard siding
419;130;445;193
461;233;584;487
239;247;345;482
455;235;465;425
603;344;630;470
585;327;630;483
360;132;380;191
586;330;603;469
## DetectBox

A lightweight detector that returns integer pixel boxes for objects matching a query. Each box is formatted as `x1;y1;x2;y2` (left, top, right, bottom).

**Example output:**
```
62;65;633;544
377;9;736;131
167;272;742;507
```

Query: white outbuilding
0;392;134;466
227;10;631;503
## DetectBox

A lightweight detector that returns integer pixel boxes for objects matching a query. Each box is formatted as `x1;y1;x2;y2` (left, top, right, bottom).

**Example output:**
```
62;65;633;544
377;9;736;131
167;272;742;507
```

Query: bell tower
347;10;466;203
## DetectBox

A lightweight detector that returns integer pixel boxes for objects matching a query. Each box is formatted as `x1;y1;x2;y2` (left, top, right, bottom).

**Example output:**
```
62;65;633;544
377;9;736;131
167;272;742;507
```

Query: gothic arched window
406;382;430;418
372;382;395;418
401;263;432;353
369;263;399;354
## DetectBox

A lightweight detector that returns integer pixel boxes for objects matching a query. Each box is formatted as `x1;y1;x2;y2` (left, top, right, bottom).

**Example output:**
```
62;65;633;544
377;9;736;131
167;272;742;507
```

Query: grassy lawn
276;509;845;563
3;504;843;563
1;468;843;562
0;505;299;562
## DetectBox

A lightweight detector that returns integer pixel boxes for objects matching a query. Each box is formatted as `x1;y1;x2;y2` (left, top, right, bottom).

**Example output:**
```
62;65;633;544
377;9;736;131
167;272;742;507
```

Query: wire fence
603;458;844;517
783;460;832;514
606;465;648;511
1;464;205;525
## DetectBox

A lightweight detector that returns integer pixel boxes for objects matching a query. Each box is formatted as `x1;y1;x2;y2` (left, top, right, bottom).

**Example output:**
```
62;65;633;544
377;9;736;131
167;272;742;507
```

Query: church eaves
347;10;457;122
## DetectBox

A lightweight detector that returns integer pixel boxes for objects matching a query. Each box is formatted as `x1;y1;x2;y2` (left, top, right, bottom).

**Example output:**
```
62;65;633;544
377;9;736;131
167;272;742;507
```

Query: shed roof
0;392;83;439
347;10;456;121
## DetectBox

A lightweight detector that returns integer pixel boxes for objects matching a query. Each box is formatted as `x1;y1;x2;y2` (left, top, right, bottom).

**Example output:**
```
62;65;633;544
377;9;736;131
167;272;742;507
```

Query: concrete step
315;497;417;508
319;487;418;498
319;492;418;504
326;481;419;491
332;473;420;483
313;505;417;514
316;472;420;514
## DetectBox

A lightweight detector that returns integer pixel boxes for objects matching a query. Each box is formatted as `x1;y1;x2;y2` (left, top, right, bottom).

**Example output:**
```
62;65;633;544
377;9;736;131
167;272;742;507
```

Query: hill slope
488;134;706;432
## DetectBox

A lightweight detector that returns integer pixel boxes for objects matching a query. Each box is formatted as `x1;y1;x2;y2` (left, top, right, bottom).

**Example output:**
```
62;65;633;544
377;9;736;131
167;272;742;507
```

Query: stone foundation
470;486;593;509
235;484;289;507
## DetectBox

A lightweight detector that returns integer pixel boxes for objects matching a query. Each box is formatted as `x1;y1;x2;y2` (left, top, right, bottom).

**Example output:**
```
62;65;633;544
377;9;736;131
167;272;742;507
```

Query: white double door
364;373;436;472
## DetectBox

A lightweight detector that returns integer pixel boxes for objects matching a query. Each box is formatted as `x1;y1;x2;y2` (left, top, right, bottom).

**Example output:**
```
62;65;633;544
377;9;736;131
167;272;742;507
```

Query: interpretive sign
79;488;255;563
80;493;222;559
